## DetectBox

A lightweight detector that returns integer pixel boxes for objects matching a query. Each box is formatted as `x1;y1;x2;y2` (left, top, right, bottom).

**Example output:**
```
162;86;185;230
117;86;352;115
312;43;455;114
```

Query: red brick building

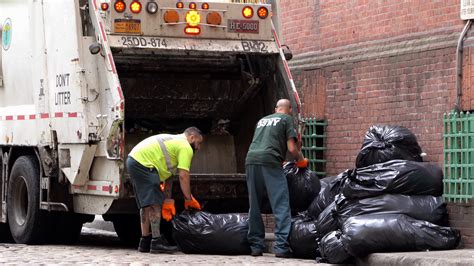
280;0;474;247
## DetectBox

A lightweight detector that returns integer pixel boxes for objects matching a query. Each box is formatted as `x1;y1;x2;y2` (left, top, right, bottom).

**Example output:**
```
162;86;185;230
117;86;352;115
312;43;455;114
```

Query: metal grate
443;112;474;202
301;118;327;177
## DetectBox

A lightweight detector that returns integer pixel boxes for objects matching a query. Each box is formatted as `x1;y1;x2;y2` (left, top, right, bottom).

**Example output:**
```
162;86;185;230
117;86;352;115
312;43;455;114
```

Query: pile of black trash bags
289;125;461;263
170;161;322;255
170;125;460;260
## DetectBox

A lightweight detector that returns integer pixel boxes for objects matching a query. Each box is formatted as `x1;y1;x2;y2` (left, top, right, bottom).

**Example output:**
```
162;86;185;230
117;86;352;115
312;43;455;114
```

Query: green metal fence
444;112;474;202
301;118;327;177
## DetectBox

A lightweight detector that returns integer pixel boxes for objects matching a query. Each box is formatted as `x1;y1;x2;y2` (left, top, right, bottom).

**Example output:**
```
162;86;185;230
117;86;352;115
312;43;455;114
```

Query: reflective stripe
156;135;177;174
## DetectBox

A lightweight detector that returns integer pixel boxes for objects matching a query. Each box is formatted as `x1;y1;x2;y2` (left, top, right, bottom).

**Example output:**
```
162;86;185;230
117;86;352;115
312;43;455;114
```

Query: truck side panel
0;1;48;146
43;0;88;144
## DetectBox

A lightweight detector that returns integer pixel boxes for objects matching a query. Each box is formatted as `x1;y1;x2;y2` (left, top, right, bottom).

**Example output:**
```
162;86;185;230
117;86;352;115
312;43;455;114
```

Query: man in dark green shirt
245;99;308;258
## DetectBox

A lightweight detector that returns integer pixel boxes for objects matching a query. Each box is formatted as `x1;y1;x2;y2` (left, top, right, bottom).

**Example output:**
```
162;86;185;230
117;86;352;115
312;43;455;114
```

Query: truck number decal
228;19;259;34
241;41;268;53
121;36;168;48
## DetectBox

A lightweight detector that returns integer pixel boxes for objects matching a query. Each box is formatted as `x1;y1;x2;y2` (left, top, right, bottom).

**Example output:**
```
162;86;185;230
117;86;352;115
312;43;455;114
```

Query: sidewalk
85;218;474;265
357;249;474;266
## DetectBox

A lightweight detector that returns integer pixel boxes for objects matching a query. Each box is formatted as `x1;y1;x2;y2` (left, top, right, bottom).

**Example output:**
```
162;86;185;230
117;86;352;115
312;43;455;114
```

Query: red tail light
257;7;268;19
101;3;109;11
185;26;201;35
114;0;126;13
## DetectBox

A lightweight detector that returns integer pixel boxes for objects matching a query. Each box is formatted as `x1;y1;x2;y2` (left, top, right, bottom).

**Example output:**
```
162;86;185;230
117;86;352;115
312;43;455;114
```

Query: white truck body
0;0;301;244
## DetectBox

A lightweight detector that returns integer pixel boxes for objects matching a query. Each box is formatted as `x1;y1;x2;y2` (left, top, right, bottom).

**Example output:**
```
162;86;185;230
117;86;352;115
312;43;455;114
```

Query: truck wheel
7;155;47;244
111;214;141;246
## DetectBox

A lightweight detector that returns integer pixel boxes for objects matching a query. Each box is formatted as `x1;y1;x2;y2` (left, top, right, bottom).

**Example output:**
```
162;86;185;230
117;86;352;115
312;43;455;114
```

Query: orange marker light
176;2;184;8
164;10;180;23
202;3;209;10
185;26;201;35
130;1;142;13
114;0;126;12
257;7;268;19
207;12;222;25
101;3;109;11
242;6;253;19
189;2;197;9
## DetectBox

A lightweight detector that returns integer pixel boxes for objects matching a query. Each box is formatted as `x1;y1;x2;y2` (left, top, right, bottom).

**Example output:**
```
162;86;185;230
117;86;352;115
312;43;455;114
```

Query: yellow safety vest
129;134;194;181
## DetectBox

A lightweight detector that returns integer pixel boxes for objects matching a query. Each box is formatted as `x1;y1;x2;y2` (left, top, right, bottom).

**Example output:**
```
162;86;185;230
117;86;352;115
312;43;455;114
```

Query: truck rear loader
0;0;302;244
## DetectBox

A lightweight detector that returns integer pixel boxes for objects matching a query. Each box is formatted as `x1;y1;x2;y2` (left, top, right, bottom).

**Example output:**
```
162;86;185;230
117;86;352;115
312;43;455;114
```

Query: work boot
275;251;293;258
138;235;152;253
150;237;179;254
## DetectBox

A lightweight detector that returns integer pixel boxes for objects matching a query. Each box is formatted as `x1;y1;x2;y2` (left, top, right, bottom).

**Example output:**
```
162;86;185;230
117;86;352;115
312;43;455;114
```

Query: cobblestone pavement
0;227;323;265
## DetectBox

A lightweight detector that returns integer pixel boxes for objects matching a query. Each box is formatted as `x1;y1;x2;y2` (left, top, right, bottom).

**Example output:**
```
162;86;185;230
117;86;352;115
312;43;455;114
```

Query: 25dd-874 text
121;36;168;48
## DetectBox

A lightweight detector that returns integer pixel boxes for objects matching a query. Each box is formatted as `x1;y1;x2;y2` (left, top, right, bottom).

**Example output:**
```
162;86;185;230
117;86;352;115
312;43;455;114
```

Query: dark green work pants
245;164;291;254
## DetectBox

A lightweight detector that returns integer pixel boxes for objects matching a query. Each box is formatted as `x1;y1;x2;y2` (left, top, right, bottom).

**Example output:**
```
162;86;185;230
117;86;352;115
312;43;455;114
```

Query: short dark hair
184;127;203;137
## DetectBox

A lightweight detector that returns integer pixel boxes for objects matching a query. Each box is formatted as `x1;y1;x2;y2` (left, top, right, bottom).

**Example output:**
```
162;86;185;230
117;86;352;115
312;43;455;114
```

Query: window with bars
444;112;474;202
301;118;327;178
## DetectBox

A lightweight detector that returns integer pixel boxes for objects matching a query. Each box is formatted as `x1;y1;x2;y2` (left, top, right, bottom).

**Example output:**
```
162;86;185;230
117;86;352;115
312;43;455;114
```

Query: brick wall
280;0;461;54
280;0;474;247
280;0;466;175
448;201;474;247
291;38;459;174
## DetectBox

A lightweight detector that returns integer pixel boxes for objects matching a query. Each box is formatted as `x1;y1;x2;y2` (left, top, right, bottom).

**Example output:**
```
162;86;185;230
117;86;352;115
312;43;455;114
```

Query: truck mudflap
108;35;280;55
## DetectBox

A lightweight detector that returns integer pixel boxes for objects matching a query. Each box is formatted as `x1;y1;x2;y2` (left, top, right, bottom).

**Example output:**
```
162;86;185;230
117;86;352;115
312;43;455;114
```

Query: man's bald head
275;99;292;115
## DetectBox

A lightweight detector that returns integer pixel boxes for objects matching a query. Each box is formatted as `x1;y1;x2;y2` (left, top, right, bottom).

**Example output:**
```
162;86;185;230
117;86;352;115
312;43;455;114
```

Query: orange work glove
296;158;309;168
184;195;201;210
161;199;176;221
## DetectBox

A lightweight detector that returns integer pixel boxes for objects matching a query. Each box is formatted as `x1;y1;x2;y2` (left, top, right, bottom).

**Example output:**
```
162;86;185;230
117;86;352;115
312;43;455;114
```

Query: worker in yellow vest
126;127;203;253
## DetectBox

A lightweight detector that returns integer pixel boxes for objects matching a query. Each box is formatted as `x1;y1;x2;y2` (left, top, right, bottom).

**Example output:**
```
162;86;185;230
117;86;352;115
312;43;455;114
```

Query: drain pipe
455;20;472;112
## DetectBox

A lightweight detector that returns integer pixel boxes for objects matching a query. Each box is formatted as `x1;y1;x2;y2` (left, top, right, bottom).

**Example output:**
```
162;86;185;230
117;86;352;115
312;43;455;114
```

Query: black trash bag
318;231;353;264
341;214;461;257
288;212;319;259
172;211;251;255
307;171;348;218
342;160;443;199
315;201;339;237
356;125;423;168
284;162;321;213
335;194;448;226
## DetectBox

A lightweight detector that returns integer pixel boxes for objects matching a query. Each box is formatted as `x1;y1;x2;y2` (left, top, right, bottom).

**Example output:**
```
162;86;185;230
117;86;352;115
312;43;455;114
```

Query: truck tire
7;155;47;244
111;214;141;246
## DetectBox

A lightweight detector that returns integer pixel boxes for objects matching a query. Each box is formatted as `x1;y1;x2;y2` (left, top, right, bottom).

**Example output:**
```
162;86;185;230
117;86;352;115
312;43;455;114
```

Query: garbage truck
0;0;303;245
